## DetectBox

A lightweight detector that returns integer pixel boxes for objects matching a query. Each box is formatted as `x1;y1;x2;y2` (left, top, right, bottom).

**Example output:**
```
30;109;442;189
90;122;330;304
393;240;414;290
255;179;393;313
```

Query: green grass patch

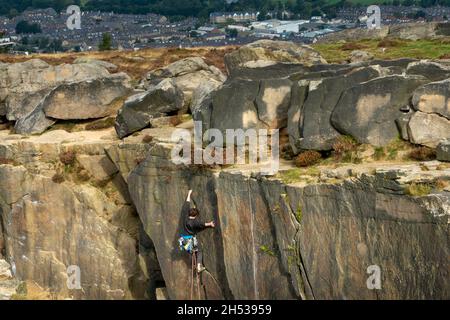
277;167;320;184
404;183;433;196
260;245;276;257
295;205;303;223
313;38;450;63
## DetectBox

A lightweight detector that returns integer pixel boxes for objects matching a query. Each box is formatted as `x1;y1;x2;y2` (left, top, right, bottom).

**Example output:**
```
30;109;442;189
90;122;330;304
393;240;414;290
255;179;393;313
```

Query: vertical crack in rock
281;193;315;300
246;179;259;299
295;229;316;300
0;205;6;258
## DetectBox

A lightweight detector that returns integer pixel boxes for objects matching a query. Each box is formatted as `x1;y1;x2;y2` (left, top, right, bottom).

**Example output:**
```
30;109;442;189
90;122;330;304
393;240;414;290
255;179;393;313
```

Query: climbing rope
190;251;201;300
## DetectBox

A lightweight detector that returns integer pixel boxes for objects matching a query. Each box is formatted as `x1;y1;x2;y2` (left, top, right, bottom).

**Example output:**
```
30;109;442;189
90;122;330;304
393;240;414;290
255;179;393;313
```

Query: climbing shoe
197;264;206;273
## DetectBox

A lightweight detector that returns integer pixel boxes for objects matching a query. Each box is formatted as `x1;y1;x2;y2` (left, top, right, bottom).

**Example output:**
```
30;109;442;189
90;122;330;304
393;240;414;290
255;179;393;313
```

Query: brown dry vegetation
377;39;401;48
408;146;436;161
340;42;368;51
294;150;322;167
0;46;236;80
59;150;76;165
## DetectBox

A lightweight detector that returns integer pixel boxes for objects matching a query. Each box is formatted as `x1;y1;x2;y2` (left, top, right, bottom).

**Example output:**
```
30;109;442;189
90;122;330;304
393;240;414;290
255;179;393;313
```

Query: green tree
15;20;42;34
226;28;238;38
98;33;112;51
8;9;19;19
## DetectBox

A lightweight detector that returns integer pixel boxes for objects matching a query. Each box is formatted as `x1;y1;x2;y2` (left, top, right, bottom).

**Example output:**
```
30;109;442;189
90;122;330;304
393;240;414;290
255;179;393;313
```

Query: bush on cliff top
294;150;322;167
404;182;432;196
408;147;436;161
59;150;76;165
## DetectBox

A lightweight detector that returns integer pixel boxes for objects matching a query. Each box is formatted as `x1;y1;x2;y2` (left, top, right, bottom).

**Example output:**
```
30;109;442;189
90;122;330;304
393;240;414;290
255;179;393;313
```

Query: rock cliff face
0;125;449;300
107;134;449;300
0;130;161;299
0;45;449;300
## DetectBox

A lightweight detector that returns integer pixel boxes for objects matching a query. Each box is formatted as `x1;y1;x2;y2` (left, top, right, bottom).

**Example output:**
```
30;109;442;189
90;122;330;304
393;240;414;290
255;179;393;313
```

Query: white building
250;19;309;34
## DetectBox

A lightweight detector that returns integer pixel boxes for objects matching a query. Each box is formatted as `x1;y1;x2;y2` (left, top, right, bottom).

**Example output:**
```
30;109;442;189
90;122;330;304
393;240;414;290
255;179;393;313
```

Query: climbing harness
178;235;202;300
178;235;198;254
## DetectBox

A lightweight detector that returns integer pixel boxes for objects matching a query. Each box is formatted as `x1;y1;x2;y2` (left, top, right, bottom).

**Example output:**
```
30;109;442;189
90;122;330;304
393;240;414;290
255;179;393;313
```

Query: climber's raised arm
186;189;193;202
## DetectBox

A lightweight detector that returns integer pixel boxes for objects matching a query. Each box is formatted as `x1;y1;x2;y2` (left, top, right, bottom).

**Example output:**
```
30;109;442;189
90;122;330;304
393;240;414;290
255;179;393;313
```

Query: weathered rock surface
0;59;132;134
225;40;327;74
298;66;382;150
115;79;184;138
1;124;449;300
0;129;160;300
0;259;22;300
406;61;450;81
408;111;450;148
43;73;132;120
437;139;450;161
0;59;110;121
191;81;223;136
14;102;57;135
412;79;450;119
349;50;374;63
107;131;450;300
73;57;119;72
255;78;292;129
332;75;428;146
144;57;226;107
210;79;262;136
1;51;450;301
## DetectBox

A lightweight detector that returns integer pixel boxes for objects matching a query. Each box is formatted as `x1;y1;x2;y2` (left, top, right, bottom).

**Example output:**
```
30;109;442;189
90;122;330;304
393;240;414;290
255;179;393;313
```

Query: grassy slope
312;38;450;63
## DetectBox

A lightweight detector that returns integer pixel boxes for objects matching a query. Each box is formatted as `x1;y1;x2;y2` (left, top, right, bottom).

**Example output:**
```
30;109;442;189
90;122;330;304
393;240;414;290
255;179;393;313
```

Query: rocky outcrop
297;66;382;150
1;48;450;301
143;57;226;107
437;139;450;161
408;112;450;148
106;131;450;300
115;79;184;138
42;74;132;120
255;78;293;129
0;259;22;300
406;61;450;81
349;50;374;63
0;129;161;299
205;55;449;152
0;59;132;134
224;40;327;75
331;75;428;146
115;57;226;139
412;78;450;119
191;81;223;136
210;78;262;136
1;122;449;300
73;57;119;72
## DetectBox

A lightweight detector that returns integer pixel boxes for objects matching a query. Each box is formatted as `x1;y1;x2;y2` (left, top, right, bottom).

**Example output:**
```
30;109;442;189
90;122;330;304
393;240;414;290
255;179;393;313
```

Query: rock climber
179;189;215;273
